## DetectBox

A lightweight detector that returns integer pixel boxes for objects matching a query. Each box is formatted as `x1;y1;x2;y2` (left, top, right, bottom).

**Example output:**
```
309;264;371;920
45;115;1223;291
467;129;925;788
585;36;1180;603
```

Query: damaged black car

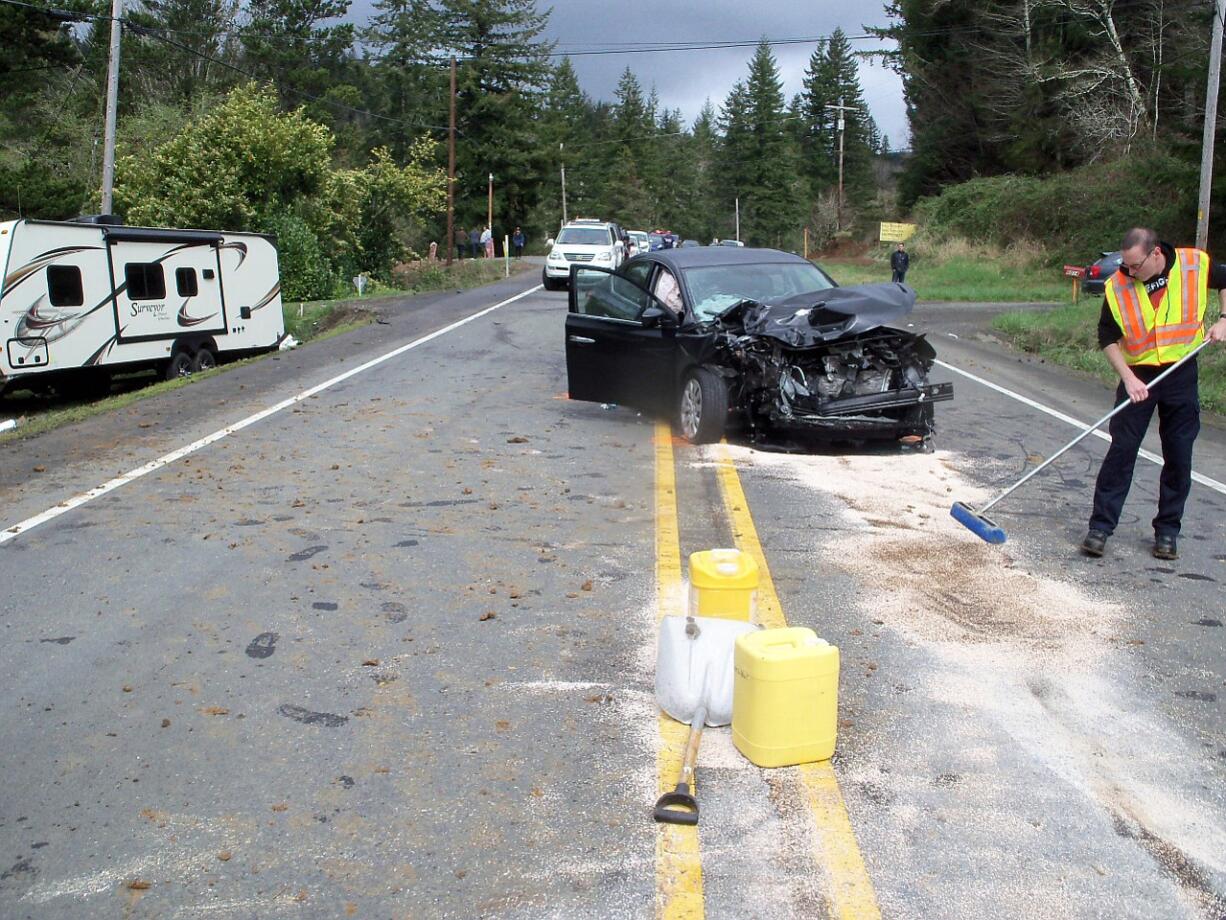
563;247;952;446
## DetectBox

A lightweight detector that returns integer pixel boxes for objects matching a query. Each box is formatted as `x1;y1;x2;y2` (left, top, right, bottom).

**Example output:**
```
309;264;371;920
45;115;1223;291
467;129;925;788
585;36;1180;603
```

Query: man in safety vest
1082;227;1226;560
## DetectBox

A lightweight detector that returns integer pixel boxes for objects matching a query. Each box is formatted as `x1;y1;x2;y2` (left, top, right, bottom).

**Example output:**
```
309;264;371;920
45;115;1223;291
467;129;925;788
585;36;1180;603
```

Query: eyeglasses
1122;248;1156;274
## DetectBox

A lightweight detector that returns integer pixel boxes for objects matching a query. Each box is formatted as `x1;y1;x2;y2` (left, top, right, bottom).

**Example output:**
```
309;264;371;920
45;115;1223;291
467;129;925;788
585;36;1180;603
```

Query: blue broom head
950;501;1007;545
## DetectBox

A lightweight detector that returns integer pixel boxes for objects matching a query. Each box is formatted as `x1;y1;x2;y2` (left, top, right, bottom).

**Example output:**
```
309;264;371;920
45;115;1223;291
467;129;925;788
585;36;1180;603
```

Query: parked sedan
1083;251;1122;297
564;248;953;445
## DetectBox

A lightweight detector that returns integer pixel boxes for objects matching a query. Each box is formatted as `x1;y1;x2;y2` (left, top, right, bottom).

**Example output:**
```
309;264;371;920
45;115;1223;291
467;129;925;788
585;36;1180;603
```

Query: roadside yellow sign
879;222;916;242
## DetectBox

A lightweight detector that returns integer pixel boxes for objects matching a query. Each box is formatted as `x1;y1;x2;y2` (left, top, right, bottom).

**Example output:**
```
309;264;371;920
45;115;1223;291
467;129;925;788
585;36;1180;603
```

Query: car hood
714;282;918;346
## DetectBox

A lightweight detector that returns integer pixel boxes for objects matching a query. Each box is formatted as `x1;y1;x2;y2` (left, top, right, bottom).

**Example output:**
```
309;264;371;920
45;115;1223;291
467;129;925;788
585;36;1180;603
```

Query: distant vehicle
628;230;650;257
543;220;622;291
1083;251;1122;297
679;240;701;248
647;233;668;251
718;239;745;247
0;216;284;395
564;247;952;446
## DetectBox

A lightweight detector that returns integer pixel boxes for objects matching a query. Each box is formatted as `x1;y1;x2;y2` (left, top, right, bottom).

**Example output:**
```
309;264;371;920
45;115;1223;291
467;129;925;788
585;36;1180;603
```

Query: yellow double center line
654;425;703;918
653;422;880;919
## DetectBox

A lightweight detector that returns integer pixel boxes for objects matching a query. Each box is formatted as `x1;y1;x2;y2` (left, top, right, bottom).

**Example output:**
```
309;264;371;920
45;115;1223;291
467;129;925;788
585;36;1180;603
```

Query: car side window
622;260;653;290
653;269;684;314
573;269;652;322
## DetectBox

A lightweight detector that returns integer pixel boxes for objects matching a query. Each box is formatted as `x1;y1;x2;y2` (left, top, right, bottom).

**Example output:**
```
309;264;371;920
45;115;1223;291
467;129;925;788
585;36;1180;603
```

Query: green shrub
266;213;339;302
914;152;1198;264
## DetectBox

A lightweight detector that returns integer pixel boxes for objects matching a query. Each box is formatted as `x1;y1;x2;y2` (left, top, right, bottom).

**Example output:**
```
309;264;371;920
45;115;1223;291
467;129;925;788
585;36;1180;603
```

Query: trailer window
125;263;166;300
175;267;199;297
47;265;84;307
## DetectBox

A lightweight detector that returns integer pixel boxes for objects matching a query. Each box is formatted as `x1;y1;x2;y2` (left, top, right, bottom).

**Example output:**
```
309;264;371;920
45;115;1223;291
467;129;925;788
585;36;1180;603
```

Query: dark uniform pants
1089;359;1200;537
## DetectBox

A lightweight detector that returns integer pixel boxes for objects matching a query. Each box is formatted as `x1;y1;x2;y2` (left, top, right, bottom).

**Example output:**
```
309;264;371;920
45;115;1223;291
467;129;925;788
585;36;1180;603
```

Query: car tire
164;351;193;381
677;368;727;444
542;272;563;292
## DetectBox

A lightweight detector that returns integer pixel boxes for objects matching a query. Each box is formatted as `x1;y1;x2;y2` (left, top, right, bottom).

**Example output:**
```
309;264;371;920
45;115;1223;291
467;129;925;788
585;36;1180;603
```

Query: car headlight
595;251;612;261
547;250;564;262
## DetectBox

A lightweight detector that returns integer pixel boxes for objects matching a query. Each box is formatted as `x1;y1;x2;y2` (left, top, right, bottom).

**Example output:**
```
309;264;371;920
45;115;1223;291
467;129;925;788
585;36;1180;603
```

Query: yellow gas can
688;548;758;621
732;627;839;767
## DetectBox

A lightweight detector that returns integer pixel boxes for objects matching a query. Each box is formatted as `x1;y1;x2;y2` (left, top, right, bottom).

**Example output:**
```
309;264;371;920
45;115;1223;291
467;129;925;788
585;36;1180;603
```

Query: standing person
1081;227;1226;560
469;227;481;259
455;226;468;259
481;225;493;259
890;242;910;283
512;226;525;258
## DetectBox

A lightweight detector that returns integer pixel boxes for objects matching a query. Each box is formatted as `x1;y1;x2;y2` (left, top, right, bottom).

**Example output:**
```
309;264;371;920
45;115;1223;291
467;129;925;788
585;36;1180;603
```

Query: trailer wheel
191;347;217;373
165;351;193;380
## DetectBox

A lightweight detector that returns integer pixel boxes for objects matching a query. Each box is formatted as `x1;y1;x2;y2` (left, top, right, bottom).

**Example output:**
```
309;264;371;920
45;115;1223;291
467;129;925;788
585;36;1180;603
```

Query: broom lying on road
951;340;1212;545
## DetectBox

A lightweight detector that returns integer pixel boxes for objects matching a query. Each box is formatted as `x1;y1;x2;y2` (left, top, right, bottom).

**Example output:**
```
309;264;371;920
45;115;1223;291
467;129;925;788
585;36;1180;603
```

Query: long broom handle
979;339;1212;515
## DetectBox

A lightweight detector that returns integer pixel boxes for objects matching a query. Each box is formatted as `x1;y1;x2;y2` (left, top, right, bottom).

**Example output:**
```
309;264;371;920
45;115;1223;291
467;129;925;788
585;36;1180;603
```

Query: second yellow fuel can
732;627;840;767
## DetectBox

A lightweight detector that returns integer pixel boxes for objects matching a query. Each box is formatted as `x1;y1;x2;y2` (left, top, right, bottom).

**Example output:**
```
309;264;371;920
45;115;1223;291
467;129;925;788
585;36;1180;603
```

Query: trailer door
109;237;226;343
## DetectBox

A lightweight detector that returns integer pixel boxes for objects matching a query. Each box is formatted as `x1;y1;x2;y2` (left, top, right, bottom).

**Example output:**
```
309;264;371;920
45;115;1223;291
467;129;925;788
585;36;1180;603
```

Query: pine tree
137;0;239;104
364;0;447;159
722;41;802;248
798;29;879;211
239;0;355;109
433;0;553;238
688;101;725;241
530;56;594;233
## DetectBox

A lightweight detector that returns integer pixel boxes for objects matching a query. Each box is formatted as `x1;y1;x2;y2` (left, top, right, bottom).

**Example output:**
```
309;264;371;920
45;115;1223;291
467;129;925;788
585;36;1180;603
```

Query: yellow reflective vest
1105;247;1209;365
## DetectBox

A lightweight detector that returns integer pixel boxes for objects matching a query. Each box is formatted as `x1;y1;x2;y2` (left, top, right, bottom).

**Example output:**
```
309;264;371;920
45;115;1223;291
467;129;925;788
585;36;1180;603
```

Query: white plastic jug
655;615;758;727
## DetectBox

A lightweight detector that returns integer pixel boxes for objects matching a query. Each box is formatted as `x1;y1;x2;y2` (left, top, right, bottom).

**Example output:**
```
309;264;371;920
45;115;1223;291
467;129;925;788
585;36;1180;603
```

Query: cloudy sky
347;1;910;149
541;3;908;148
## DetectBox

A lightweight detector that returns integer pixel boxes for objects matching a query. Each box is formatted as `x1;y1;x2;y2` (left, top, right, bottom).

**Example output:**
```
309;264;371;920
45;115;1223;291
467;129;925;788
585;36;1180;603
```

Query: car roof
634;247;812;270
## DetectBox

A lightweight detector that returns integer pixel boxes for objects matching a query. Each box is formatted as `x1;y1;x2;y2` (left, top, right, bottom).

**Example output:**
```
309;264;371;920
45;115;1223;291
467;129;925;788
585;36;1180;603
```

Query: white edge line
935;358;1226;496
1;285;544;545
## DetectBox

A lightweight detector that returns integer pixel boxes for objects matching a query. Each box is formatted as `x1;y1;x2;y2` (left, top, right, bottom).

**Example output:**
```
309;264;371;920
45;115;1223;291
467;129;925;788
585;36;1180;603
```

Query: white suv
543;220;622;290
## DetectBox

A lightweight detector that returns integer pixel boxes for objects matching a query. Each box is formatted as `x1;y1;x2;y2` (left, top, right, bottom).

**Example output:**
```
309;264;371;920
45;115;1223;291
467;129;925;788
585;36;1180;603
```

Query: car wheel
165;351;193;381
191;347;217;373
542;272;562;292
677;368;727;444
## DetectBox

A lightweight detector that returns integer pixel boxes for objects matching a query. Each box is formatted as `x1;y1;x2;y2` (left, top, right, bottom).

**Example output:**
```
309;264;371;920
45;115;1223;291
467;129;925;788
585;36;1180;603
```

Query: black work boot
1153;534;1178;560
1081;529;1108;557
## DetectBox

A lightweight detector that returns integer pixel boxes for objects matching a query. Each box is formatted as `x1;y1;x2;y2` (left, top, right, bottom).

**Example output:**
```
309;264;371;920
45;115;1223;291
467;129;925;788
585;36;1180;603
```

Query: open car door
565;265;677;411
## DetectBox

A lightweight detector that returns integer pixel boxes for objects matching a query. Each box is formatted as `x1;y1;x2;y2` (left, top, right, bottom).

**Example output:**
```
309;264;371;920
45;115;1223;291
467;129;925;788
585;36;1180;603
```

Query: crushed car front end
697;283;953;444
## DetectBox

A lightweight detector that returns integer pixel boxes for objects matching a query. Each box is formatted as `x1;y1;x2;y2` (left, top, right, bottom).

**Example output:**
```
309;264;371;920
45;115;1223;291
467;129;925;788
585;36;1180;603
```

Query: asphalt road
1;278;1223;918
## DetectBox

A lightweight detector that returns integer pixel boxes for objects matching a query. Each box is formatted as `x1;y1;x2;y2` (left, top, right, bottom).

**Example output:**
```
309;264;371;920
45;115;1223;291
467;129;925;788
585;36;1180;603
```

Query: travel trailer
0;217;285;394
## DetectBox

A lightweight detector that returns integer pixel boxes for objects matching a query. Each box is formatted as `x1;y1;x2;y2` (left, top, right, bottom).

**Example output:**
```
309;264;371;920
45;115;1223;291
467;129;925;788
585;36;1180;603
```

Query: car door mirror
641;304;677;329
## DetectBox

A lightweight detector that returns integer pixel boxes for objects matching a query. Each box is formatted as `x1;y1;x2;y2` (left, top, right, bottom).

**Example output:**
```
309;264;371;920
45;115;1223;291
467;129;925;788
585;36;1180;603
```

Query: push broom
951;340;1212;544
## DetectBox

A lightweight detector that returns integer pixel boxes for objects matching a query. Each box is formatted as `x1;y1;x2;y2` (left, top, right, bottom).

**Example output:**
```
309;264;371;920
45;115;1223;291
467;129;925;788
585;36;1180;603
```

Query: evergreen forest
3;0;1224;299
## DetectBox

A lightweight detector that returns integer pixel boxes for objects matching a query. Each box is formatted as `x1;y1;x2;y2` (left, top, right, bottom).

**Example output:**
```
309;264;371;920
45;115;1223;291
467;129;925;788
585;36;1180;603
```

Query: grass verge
820;253;1071;302
992;303;1226;416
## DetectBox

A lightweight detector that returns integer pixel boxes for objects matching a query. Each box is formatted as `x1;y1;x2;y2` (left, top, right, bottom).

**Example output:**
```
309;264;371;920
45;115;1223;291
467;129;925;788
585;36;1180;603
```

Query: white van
542;219;623;291
0;217;285;394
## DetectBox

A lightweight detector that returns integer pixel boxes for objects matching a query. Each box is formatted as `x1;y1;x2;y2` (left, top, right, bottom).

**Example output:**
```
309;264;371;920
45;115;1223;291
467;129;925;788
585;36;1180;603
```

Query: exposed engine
696;283;953;443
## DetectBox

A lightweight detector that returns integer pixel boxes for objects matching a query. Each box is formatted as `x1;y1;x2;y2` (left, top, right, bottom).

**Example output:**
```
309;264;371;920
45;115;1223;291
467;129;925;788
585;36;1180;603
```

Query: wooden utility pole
100;0;123;213
559;142;568;224
446;56;456;266
1197;0;1224;249
487;172;493;236
825;97;859;232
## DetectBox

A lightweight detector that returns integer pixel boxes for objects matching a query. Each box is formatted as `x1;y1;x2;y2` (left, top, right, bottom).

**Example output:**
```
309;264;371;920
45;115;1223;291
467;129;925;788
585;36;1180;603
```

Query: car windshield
556;227;610;245
681;262;835;320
